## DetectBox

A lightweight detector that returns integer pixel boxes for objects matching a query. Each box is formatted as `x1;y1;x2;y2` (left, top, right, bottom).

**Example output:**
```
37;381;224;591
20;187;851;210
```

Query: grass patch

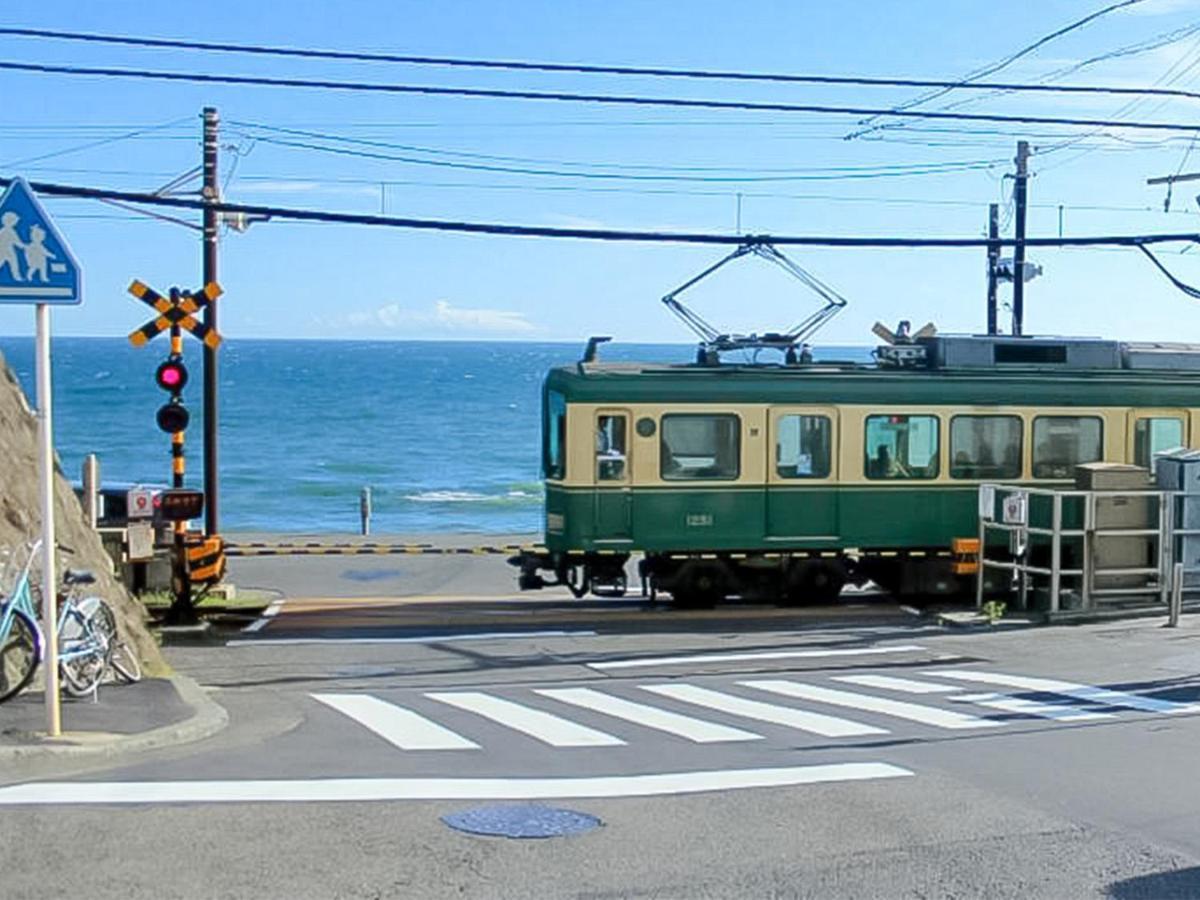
138;587;276;611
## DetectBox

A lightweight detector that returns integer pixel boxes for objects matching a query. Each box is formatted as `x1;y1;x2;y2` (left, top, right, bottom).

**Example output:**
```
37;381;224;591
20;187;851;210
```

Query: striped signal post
128;279;223;624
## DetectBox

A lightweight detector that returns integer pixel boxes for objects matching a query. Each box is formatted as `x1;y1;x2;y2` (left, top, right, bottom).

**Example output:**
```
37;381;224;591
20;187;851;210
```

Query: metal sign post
0;177;82;738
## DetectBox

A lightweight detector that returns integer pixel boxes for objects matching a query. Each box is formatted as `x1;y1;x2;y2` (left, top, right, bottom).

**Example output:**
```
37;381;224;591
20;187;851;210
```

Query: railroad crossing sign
127;280;223;348
0;177;81;305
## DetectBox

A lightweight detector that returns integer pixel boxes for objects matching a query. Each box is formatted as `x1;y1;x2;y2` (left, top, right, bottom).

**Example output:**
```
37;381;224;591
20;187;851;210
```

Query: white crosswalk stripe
741;680;1002;730
950;692;1114;722
926;670;1200;715
426;691;626;747
536;687;763;744
640;684;888;737
313;694;479;750
833;674;960;694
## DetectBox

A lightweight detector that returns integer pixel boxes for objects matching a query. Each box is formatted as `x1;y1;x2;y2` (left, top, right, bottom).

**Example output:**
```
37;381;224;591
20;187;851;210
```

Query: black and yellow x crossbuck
127;280;223;349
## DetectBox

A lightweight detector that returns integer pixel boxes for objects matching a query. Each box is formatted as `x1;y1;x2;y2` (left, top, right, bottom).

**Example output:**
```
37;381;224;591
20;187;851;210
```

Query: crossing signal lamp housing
154;356;189;434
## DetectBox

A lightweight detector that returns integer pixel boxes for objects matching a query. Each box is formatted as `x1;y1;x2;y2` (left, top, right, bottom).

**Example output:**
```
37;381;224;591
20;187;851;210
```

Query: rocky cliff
0;350;164;675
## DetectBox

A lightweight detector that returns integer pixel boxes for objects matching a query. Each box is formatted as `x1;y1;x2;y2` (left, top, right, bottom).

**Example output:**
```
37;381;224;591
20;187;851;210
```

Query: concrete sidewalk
0;674;227;764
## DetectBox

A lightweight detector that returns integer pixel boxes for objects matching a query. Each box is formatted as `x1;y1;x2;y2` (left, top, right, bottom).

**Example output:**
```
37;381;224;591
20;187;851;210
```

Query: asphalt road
4;552;1200;898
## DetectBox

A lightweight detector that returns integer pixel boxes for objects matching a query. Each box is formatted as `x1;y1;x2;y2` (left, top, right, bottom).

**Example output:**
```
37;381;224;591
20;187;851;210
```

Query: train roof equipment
660;236;848;364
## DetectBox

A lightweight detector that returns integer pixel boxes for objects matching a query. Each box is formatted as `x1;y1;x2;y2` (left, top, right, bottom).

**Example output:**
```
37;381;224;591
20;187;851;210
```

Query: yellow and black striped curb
224;542;546;558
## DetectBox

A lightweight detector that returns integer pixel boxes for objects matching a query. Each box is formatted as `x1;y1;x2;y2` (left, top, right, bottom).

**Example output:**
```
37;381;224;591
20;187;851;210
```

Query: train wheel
784;560;846;606
672;561;728;608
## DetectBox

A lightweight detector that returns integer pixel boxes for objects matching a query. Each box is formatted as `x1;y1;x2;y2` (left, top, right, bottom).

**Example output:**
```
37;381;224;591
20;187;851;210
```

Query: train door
766;407;839;542
1126;409;1188;469
593;410;632;541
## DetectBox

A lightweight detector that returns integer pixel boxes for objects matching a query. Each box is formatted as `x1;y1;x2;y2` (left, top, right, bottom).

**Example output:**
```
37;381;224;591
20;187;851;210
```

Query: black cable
5;176;1200;248
5;23;1200;103
7;60;1200;134
1138;243;1200;298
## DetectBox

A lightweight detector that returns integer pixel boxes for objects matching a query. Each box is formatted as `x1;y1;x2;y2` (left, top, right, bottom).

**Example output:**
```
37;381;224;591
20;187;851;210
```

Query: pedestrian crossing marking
536;687;763;744
926;671;1200;715
950;692;1114;722
640;684;888;738
741;681;1002;730
313;694;479;750
426;691;626;747
833;674;960;694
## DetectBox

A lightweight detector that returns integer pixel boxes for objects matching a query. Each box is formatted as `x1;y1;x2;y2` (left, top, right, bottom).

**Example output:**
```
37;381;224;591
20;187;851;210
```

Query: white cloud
1122;0;1200;16
341;300;539;336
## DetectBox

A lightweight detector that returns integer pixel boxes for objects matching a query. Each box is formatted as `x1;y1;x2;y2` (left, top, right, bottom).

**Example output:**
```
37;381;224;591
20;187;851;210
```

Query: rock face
0;350;164;674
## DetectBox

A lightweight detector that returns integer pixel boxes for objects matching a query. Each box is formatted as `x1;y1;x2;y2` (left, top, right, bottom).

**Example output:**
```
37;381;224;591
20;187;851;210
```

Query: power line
8;59;1200;134
7;23;1200;104
5;176;1198;248
850;0;1151;136
248;133;1006;183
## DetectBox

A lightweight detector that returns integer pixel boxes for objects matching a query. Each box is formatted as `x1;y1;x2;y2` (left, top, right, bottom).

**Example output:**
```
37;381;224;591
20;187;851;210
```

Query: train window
776;415;831;478
545;390;567;480
864;415;940;480
1032;416;1103;479
1134;417;1184;468
596;414;628;481
661;414;740;480
950;416;1022;480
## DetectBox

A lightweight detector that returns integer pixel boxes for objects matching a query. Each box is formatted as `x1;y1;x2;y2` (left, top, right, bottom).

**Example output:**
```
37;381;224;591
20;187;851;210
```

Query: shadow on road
1109;866;1200;899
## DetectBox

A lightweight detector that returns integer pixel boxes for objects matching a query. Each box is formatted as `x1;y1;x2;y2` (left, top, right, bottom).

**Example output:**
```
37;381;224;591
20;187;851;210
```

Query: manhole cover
441;804;602;839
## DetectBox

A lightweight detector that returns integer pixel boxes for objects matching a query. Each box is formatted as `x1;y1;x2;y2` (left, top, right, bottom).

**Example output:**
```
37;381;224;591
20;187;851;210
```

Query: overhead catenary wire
10;60;1200;134
7;23;1200;104
5;176;1200;249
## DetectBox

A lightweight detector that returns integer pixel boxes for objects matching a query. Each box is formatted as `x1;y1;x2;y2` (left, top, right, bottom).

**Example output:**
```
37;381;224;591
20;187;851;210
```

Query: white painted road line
589;644;927;671
0;763;914;805
226;629;597;647
242;599;284;633
312;694;479;751
742;680;1002;730
833;674;960;695
536;687;763;744
927;670;1200;715
950;692;1114;723
641;684;888;738
427;692;625;747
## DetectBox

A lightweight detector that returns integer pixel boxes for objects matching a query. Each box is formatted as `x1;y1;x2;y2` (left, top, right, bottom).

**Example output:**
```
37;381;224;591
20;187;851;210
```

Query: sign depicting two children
0;178;81;305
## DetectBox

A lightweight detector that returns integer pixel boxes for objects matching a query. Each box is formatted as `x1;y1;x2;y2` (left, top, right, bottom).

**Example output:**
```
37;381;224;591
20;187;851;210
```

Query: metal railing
976;483;1181;614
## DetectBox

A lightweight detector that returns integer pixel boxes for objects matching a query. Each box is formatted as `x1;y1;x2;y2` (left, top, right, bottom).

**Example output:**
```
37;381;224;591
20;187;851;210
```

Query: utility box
1156;449;1200;587
1076;463;1155;593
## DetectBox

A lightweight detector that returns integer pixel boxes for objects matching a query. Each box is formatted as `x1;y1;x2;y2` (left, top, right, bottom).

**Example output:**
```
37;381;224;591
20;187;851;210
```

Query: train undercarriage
510;546;992;606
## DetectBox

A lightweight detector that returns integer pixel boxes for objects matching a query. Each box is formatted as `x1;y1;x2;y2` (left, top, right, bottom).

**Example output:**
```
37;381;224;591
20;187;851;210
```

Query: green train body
512;335;1200;604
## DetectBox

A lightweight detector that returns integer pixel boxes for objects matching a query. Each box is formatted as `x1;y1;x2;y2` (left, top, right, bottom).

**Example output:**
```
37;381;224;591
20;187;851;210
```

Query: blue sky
5;0;1200;344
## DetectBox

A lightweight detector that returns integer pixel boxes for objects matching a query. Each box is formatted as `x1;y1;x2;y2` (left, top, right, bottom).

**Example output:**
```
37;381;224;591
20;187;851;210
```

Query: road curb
0;674;228;763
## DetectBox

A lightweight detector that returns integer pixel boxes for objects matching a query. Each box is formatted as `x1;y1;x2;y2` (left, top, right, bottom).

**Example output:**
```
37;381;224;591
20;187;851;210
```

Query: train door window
864;414;940;480
776;415;831;478
545;390;567;480
661;414;740;480
1134;417;1184;468
1032;416;1103;479
950;415;1022;480
595;414;628;481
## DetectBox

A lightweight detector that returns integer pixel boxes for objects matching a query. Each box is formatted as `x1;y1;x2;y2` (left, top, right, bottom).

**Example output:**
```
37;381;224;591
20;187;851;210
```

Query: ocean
0;337;870;535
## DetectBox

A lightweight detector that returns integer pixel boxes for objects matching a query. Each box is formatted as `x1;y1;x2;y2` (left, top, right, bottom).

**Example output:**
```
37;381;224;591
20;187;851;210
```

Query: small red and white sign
127;486;154;520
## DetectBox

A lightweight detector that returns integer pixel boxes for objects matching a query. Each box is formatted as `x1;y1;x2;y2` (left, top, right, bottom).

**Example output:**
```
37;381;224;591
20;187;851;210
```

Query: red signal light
155;357;188;394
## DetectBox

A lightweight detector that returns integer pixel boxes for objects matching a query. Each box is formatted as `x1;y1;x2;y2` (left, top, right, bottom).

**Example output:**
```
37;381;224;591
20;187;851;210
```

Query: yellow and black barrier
187;534;227;585
224;542;546;558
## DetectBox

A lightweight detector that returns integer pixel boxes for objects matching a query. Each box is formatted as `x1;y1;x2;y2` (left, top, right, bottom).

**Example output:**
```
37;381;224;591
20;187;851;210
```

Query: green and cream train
511;333;1200;605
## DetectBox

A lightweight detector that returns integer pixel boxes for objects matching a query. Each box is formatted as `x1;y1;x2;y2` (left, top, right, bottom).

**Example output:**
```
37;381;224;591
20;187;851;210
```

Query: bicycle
0;541;129;702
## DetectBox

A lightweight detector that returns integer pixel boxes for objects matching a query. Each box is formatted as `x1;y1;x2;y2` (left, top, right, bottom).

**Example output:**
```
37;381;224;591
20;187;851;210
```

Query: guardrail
976;483;1198;615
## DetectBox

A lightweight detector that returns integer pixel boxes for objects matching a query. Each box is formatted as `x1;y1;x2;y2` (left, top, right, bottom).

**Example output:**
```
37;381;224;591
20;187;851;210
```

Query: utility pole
202;107;220;537
1011;140;1030;336
986;203;1000;335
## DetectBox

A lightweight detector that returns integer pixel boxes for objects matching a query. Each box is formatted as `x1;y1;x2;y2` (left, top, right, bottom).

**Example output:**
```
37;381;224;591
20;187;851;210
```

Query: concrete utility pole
987;203;1000;335
1011;140;1030;336
202;107;220;537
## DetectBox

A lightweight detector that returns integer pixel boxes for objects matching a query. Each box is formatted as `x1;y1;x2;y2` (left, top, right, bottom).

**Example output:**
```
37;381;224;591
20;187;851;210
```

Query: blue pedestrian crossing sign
0;177;81;305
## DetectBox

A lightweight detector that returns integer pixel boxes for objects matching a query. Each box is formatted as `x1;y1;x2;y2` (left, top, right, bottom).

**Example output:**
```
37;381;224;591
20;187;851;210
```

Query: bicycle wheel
0;608;40;704
60;647;105;697
108;639;142;684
